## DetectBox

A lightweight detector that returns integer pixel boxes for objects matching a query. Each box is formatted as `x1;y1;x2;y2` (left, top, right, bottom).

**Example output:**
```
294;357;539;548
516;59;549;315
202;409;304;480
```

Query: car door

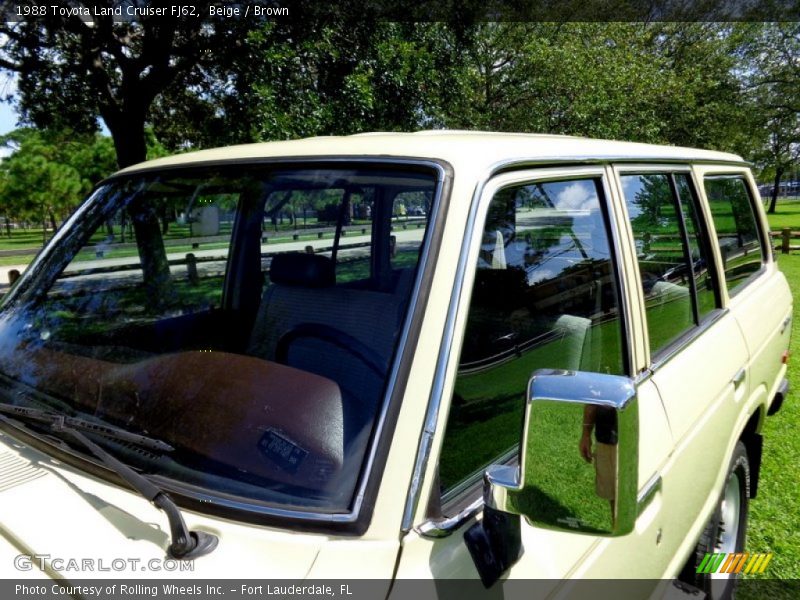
393;166;674;593
610;166;750;577
698;169;792;417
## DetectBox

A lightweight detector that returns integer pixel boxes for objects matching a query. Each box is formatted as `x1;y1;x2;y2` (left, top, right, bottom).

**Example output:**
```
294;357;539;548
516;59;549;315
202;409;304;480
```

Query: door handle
732;368;746;389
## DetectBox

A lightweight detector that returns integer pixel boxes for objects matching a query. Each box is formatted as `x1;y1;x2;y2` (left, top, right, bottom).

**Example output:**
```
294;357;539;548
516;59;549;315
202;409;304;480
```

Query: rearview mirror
484;369;638;536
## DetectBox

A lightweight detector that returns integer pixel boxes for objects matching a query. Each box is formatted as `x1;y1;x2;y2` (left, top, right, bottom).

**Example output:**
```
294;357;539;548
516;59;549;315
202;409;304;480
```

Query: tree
445;23;753;153
0;3;263;293
0;129;83;242
0;128;162;240
743;23;800;117
740;23;800;212
148;17;473;147
0;4;476;292
753;110;800;214
0;4;255;168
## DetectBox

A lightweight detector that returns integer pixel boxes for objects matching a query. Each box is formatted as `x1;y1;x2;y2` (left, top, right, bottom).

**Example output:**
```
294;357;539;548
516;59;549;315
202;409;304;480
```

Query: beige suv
0;133;791;598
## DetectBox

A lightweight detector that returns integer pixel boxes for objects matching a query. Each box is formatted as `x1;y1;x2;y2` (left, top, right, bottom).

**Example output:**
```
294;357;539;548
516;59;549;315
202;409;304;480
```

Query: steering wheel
275;323;387;379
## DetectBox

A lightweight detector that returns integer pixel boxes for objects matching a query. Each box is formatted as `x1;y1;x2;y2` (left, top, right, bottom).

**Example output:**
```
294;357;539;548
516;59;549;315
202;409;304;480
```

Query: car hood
0;430;325;580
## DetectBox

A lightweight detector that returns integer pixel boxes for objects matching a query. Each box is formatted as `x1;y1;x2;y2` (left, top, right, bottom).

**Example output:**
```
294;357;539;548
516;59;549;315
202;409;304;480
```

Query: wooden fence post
782;228;791;254
186;253;199;285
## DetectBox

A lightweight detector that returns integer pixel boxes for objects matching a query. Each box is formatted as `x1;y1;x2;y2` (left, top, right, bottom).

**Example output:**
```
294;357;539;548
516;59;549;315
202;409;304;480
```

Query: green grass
0;228;54;250
739;201;800;585
744;250;800;581
764;197;800;231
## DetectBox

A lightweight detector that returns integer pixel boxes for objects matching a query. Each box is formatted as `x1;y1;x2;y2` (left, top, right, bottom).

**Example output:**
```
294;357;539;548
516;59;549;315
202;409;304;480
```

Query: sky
0;72;19;158
0;102;17;135
0;72;110;159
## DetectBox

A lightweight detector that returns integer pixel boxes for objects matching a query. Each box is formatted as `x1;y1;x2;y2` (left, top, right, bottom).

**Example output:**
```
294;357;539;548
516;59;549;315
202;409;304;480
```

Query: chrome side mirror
484;369;638;536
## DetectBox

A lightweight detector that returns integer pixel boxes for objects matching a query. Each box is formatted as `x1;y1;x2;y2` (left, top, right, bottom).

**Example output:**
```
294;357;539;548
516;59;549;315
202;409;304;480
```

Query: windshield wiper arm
0;406;218;559
0;403;173;452
49;417;218;560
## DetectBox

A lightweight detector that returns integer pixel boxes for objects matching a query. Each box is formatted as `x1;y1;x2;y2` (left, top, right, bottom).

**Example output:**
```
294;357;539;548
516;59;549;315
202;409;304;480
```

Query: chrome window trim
635;308;730;384
402;164;635;533
490;157;750;176
614;164;693;174
1;158;448;530
349;160;448;523
415;497;483;539
400;173;487;533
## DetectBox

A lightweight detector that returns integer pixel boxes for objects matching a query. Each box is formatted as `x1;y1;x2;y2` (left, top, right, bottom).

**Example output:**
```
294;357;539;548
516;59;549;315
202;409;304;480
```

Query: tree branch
0;57;22;71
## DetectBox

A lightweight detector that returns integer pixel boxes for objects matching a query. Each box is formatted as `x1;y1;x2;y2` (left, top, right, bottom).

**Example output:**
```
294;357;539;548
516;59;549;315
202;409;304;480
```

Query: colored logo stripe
744;553;773;574
697;552;773;574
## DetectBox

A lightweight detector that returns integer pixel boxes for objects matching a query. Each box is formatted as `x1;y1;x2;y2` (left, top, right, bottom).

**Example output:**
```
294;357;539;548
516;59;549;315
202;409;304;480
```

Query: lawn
738;196;800;587
763;197;800;231
744;248;800;580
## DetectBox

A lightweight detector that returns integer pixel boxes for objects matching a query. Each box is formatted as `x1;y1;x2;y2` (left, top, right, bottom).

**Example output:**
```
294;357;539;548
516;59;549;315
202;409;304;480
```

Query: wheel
687;441;750;600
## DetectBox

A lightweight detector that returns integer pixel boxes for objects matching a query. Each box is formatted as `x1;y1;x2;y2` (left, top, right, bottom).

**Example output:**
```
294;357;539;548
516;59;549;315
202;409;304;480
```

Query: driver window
438;176;626;499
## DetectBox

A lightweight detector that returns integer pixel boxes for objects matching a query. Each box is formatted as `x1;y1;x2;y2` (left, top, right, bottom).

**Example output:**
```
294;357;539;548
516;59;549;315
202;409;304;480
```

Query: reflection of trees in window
706;178;757;240
630;175;672;230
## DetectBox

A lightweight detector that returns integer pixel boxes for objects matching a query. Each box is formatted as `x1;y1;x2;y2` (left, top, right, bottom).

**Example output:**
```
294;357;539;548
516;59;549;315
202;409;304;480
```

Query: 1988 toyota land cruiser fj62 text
0;132;791;599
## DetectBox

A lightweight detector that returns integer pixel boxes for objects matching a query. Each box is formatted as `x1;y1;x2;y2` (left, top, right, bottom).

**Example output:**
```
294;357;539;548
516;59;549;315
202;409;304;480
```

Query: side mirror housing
485;369;638;536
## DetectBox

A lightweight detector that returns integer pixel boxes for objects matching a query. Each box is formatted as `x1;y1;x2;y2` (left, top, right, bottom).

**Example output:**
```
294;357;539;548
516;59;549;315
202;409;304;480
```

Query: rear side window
704;176;765;295
621;172;720;357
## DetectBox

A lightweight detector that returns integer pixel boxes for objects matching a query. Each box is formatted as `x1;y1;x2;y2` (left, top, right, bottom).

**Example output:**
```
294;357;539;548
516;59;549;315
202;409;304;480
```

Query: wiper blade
0;407;218;560
0;403;173;452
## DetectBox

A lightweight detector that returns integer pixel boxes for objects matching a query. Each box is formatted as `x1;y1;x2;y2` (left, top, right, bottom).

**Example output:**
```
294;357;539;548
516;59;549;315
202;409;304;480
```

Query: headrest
269;253;335;288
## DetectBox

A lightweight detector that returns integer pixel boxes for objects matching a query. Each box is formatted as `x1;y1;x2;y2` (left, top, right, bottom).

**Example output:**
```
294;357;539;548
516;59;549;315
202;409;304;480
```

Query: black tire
686;441;750;600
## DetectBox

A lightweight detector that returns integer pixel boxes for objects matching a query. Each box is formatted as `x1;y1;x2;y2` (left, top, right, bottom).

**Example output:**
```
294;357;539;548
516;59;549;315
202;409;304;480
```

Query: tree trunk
128;196;172;301
49;210;57;233
769;168;783;214
109;116;148;169
342;194;352;226
106;113;171;299
161;205;170;235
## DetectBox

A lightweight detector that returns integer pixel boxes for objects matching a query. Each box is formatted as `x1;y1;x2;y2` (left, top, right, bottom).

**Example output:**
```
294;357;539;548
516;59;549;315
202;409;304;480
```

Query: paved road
0;227;425;289
0;264;27;287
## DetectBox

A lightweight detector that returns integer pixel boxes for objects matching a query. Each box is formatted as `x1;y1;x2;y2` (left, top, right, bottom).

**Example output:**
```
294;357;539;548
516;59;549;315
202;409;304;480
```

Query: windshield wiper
0;406;218;559
0;404;173;452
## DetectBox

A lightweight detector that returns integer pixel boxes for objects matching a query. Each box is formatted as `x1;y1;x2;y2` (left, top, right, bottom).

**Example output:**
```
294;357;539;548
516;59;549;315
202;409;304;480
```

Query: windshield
0;162;438;515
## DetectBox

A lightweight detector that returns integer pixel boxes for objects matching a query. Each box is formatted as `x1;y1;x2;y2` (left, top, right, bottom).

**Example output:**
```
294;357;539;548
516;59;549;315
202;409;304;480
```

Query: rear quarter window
703;175;765;295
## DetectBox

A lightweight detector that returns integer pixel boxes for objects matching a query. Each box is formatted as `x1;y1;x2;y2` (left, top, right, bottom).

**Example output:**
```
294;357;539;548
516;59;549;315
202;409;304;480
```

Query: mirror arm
483;464;521;513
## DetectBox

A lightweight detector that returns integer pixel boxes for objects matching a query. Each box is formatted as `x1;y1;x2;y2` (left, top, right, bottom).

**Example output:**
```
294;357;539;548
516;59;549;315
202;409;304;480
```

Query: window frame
615;166;724;363
0;157;451;537
424;166;634;514
700;171;769;299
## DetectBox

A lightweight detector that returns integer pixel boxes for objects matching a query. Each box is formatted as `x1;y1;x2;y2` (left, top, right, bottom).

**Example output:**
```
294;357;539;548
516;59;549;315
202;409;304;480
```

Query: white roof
116;131;746;177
